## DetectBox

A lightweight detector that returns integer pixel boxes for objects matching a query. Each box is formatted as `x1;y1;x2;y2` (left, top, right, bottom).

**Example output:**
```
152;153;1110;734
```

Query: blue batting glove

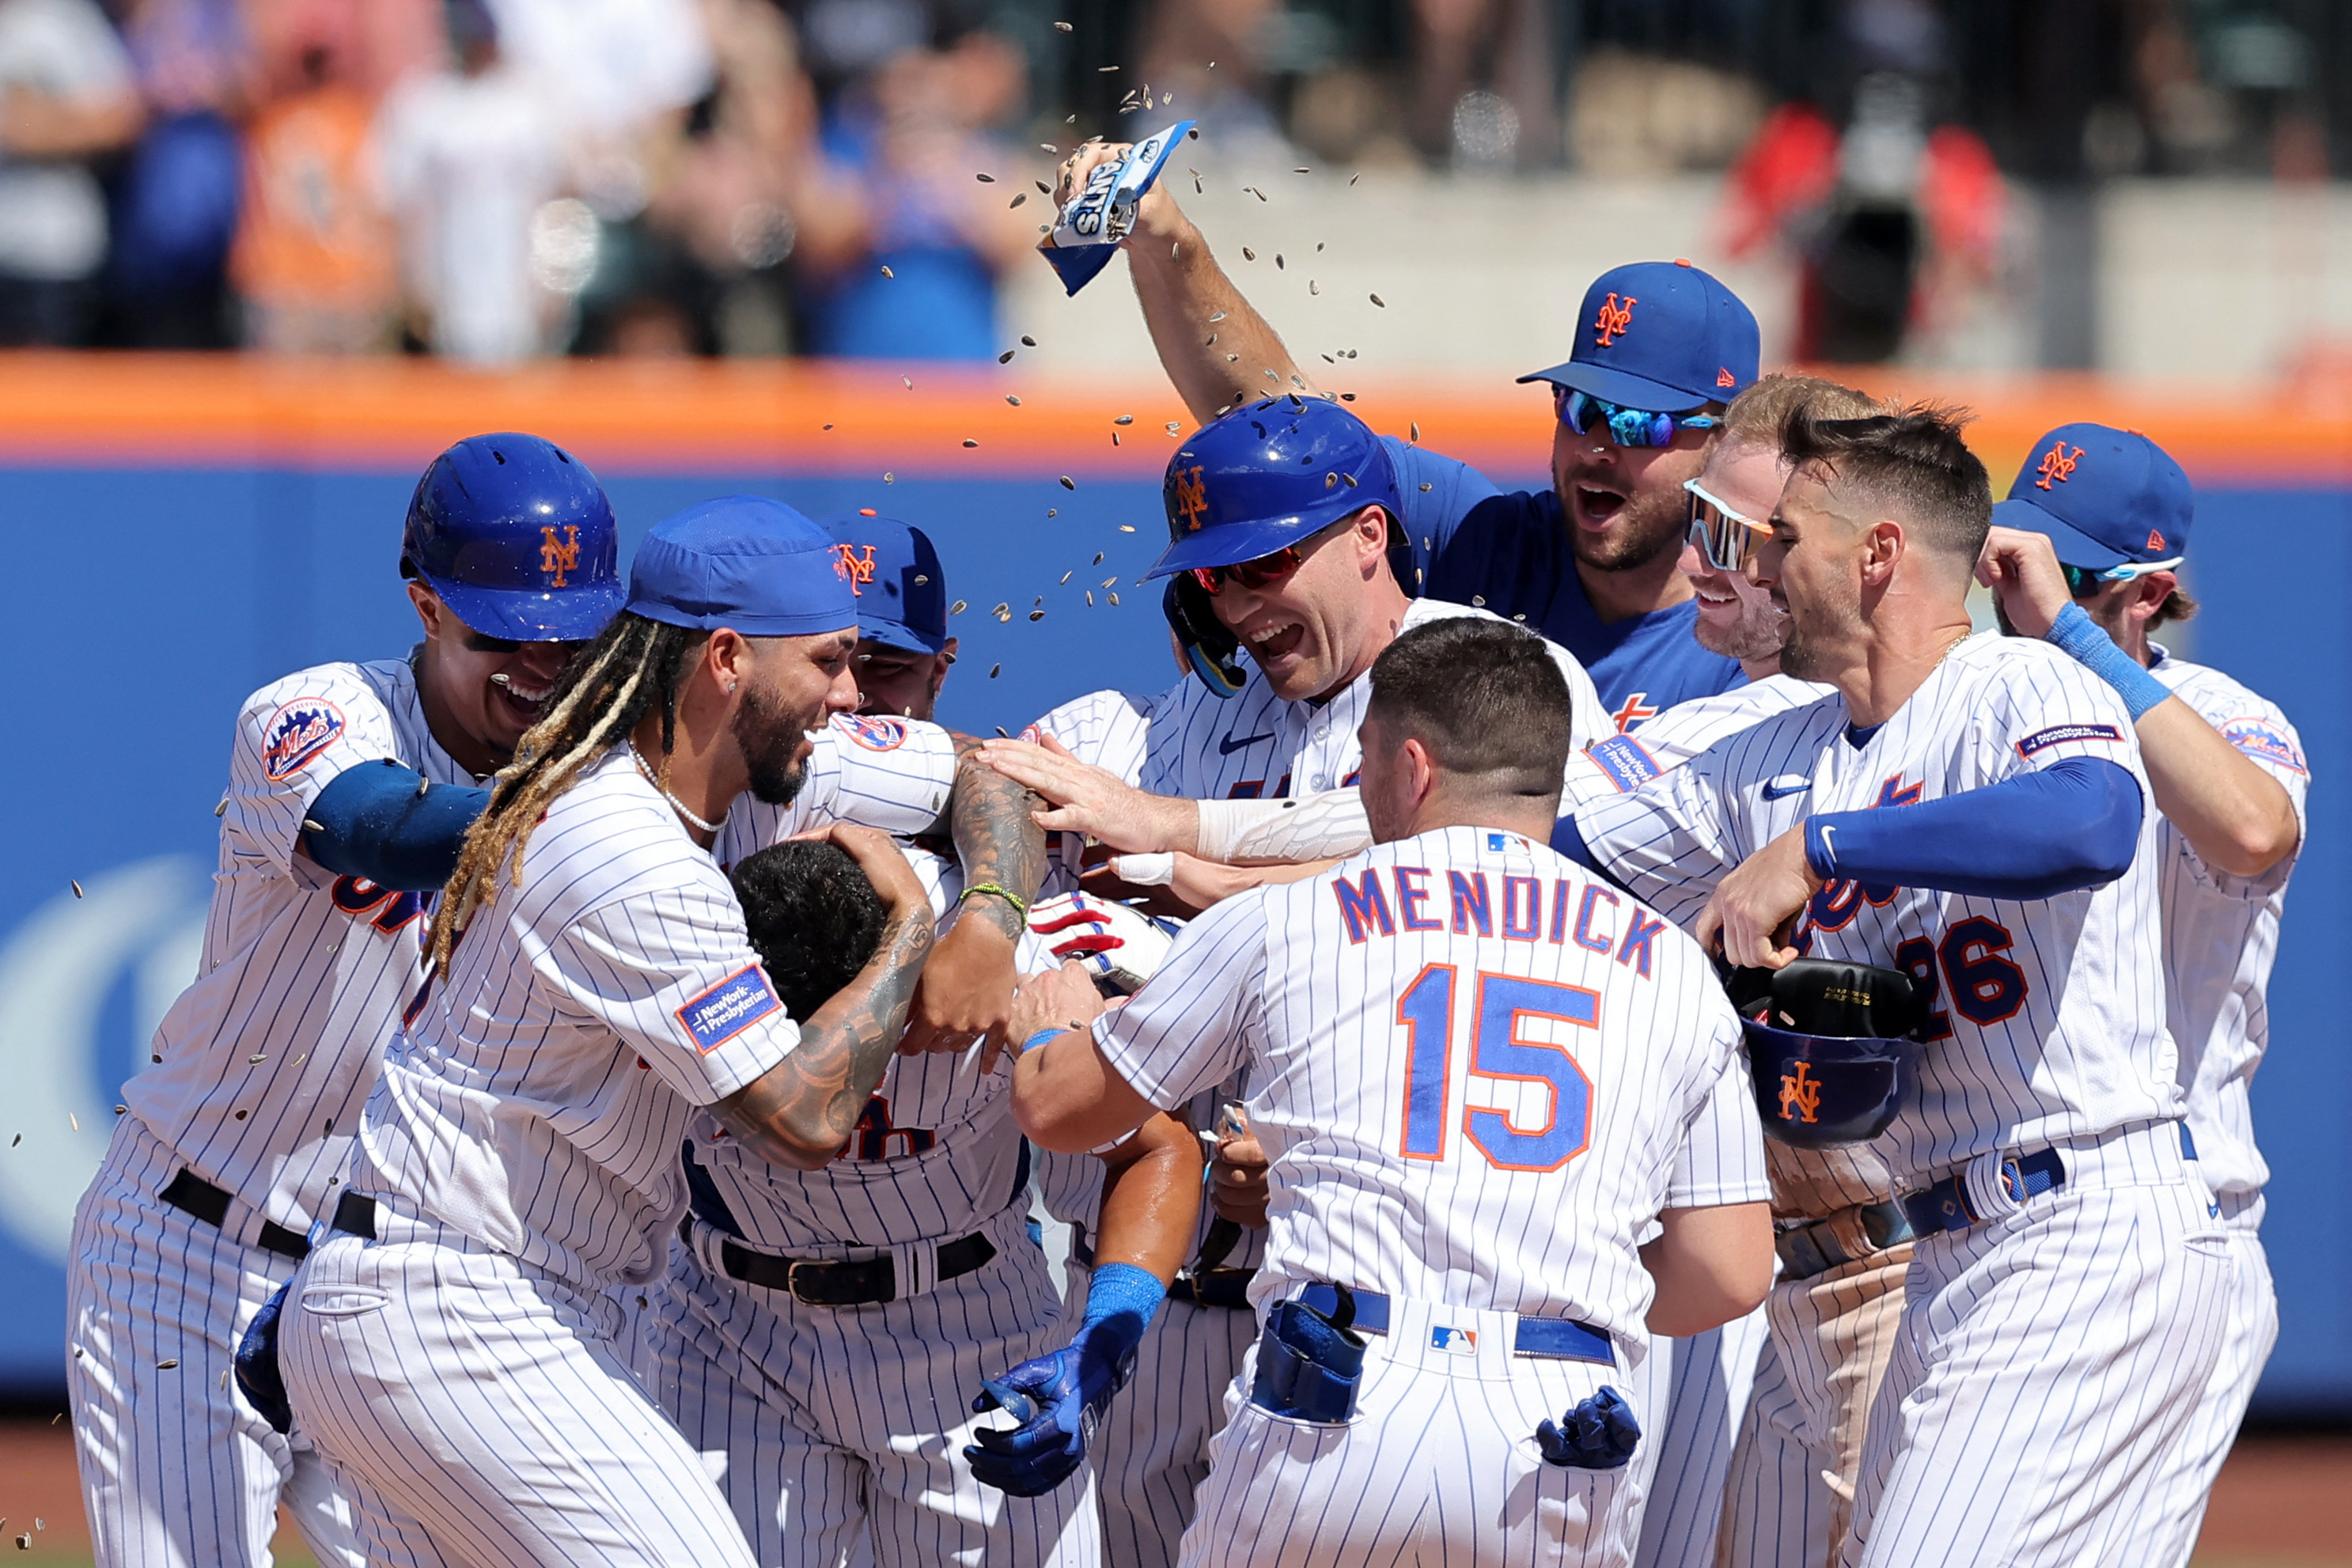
965;1263;1162;1498
1537;1384;1641;1469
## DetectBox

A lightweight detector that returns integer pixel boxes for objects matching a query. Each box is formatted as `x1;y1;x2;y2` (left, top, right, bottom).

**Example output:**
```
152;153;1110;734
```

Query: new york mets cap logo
2033;443;2084;490
832;543;877;595
676;964;785;1054
1172;464;1209;531
1593;293;1635;347
1778;1061;1823;1125
260;697;346;782
539;525;581;587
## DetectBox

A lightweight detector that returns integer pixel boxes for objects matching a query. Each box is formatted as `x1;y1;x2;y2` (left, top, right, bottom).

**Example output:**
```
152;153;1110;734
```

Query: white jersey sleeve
1663;1050;1772;1210
1091;891;1272;1112
721;712;957;862
222;667;410;877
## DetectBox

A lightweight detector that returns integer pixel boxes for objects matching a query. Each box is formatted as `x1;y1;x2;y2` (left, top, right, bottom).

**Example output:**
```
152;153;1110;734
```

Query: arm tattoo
720;906;935;1166
942;730;1047;940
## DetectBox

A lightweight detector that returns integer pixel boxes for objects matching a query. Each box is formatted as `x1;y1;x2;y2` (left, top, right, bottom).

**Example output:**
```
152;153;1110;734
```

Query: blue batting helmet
1728;959;1926;1149
402;433;625;642
1146;396;1407;581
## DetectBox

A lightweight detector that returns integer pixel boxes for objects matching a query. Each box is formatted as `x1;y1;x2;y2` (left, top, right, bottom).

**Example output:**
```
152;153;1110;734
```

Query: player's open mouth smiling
1570;483;1627;529
488;672;553;723
1245;620;1307;665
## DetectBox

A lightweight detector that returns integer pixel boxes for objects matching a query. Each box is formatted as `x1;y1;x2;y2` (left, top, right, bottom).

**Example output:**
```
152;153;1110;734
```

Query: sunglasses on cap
2060;556;2184;598
1683;479;1771;574
1555;386;1718;449
1188;520;1347;597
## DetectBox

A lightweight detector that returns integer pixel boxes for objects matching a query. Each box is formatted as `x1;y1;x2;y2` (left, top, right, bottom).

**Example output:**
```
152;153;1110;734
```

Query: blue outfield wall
0;462;2346;1415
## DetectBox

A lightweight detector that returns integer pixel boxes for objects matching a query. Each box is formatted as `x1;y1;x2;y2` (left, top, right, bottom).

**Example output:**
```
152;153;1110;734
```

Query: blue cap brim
1516;361;1714;414
1989;497;2133;570
423;572;626;643
1146;516;1332;580
858;616;949;655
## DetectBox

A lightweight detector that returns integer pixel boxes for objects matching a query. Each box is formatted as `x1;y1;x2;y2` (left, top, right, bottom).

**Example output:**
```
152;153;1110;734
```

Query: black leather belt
1774;1199;1915;1282
158;1168;313;1261
329;1190;378;1239
687;1218;994;1307
1168;1268;1257;1309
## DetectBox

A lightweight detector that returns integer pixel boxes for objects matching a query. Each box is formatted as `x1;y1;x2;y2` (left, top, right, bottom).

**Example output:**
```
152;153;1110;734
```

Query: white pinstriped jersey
350;746;801;1293
1576;634;2181;1186
121;657;472;1233
1140;597;1612;802
2149;645;2308;1200
684;846;1055;1251
1094;824;1769;1352
1564;674;1833;818
1023;684;1176;896
718;711;961;862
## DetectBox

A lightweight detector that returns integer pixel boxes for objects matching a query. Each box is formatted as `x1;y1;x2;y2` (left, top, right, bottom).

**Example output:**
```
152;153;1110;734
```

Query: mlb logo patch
2220;718;2307;776
260;698;346;782
2014;722;2123;760
837;714;907;752
676;964;785;1054
1431;1326;1478;1356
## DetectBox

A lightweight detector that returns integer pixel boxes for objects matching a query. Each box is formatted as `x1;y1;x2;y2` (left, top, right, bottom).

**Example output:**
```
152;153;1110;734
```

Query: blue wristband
1082;1261;1168;1331
2044;602;2170;722
1020;1028;1066;1055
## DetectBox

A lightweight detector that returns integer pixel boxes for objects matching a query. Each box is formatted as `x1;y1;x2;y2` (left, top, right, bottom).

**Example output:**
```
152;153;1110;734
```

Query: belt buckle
787;1257;889;1307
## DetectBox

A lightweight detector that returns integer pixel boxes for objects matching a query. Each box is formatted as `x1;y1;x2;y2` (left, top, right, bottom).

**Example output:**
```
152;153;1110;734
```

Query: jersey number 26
1397;966;1596;1172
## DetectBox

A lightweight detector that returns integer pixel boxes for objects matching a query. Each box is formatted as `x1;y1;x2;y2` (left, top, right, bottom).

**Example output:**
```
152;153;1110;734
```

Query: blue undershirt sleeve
300;759;492;891
1802;756;2142;900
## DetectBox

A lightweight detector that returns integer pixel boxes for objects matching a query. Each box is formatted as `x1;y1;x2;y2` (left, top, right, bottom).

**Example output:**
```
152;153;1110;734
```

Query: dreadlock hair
430;612;706;976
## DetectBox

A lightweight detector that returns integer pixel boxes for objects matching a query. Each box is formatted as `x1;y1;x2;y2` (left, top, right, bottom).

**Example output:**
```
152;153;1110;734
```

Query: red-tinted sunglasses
1187;521;1343;597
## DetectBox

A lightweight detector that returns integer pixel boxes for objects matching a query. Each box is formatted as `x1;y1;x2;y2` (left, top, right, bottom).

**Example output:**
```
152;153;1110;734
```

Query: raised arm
711;824;937;1168
899;733;1051;1058
1058;142;1316;422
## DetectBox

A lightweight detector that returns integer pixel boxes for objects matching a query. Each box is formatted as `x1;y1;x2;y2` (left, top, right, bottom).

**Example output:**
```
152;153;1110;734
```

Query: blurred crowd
0;0;2336;362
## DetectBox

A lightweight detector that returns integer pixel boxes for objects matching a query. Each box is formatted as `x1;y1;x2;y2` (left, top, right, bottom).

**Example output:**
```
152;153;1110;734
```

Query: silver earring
726;681;738;694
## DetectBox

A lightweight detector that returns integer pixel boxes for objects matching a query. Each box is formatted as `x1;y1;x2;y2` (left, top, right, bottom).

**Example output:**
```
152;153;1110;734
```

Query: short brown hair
1368;618;1572;804
2151;585;2198;630
1718;373;1884;446
1778;402;1993;568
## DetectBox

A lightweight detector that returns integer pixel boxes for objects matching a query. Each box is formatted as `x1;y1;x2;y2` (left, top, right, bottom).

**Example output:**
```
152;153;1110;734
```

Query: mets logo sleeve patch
260;698;347;782
676;964;786;1054
2219;718;2307;776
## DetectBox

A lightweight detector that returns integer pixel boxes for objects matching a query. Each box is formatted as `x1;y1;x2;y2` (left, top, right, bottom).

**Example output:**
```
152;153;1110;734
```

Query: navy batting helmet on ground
1726;958;1926;1149
402;432;624;642
1147;396;1405;580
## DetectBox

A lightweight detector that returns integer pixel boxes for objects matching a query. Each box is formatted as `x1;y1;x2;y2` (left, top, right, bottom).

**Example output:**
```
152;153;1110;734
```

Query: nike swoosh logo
1760;776;1811;800
1218;732;1276;756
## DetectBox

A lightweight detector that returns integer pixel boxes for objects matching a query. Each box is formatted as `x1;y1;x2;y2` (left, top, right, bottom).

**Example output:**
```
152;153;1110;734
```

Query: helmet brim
1146;512;1358;580
422;572;627;643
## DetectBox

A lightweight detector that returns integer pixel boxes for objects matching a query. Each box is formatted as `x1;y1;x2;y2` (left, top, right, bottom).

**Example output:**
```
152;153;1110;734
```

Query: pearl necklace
629;743;723;834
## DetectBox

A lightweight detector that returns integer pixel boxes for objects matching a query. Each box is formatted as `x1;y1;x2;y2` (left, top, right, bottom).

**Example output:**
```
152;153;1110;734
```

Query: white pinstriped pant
1838;1125;2233;1568
279;1224;763;1568
1627;1308;1769;1568
1178;1298;1640;1568
1062;1256;1259;1568
1713;1247;1909;1568
635;1211;1101;1568
66;1120;366;1568
2147;1199;2276;1568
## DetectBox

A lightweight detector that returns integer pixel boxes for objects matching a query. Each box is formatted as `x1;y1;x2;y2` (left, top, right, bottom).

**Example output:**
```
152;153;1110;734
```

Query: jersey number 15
1397;966;1596;1172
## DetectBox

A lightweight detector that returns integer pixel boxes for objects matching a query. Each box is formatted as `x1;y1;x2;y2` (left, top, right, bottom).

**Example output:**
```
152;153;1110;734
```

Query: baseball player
825;509;960;721
1565;404;2233;1567
274;497;1045;1566
1975;425;2303;1568
1052;141;1757;718
637;826;1204;1568
64;434;623;1568
1009;615;1774;1568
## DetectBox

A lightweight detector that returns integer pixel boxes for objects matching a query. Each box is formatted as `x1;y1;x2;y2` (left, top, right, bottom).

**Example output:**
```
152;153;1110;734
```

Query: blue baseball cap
402;432;625;642
625;496;858;636
1147;397;1405;579
1517;260;1759;413
824;511;949;654
1991;423;2192;570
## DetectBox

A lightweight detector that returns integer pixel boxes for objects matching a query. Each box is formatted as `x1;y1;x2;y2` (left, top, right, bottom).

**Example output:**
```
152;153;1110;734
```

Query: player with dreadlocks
277;497;1047;1567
